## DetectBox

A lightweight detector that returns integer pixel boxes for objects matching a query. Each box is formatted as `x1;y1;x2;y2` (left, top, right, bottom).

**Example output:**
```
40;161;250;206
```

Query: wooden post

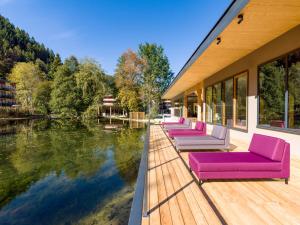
233;77;237;128
183;94;188;118
222;82;226;126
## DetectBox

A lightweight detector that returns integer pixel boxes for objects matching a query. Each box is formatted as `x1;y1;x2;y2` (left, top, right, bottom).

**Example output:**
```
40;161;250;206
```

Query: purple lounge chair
168;121;206;139
161;117;184;127
164;119;192;131
175;125;230;151
188;133;290;184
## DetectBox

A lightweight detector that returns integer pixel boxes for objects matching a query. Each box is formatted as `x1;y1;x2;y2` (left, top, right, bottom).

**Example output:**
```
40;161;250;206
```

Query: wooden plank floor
141;125;300;225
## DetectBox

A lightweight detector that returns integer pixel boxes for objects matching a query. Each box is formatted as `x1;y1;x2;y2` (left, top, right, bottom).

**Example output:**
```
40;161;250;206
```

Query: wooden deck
141;125;300;225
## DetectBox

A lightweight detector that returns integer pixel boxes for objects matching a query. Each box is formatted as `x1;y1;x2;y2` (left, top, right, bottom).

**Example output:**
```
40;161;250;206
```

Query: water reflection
0;119;146;225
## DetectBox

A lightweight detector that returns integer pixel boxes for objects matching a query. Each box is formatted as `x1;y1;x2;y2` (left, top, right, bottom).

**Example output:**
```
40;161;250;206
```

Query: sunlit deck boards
142;125;222;225
142;125;300;225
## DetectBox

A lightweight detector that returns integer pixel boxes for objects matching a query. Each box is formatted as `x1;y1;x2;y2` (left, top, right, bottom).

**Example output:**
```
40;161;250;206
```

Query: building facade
163;0;300;156
102;95;123;117
159;100;172;115
0;79;16;107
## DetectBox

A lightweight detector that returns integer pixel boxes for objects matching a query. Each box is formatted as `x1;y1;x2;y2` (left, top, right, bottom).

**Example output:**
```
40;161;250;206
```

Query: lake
0;119;146;225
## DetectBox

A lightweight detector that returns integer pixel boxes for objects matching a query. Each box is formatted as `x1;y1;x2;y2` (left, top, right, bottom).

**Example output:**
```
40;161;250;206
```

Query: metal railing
128;119;150;225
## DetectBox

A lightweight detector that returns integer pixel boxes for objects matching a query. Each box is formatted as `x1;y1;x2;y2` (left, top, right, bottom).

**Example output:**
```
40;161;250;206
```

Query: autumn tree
114;49;144;113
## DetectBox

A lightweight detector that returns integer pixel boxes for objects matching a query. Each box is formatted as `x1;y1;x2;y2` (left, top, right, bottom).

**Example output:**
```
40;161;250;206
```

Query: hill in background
0;14;61;79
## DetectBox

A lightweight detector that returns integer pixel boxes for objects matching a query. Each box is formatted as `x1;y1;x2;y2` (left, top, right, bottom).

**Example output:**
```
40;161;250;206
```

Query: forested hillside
0;14;61;79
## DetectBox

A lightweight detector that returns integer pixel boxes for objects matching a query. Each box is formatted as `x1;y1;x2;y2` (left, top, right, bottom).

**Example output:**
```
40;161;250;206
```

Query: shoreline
0;115;48;121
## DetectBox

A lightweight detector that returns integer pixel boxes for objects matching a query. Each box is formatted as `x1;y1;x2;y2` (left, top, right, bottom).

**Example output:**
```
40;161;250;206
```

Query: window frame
257;48;300;135
205;86;213;123
204;70;248;132
186;93;198;118
223;77;234;127
212;82;223;125
233;72;248;130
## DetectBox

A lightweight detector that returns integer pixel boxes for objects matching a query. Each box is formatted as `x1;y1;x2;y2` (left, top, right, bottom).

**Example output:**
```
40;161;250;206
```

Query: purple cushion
248;134;285;161
161;122;180;125
195;122;204;131
211;125;227;139
189;152;282;172
179;117;185;123
168;129;206;138
176;136;224;145
169;129;200;134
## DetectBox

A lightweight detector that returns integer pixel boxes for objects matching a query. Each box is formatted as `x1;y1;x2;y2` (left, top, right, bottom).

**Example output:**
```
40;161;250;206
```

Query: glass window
205;73;248;129
259;58;286;128
235;74;247;128
187;94;198;117
213;83;222;124
288;51;300;129
205;87;212;123
224;79;233;127
174;98;183;117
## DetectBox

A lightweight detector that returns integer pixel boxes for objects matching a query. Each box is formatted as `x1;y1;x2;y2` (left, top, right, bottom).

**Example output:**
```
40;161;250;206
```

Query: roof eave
162;0;249;99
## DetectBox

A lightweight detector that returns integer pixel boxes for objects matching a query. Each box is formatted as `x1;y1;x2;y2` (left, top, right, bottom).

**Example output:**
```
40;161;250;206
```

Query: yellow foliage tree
8;62;44;112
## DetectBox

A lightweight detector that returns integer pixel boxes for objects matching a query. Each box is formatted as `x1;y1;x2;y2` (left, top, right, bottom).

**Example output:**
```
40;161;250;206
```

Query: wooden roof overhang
162;0;300;99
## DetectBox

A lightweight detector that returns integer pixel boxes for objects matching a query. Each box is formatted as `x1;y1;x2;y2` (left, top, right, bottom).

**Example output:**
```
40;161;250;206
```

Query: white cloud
50;30;76;40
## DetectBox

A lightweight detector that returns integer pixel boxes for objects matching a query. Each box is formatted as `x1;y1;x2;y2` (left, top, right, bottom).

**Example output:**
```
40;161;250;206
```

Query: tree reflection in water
0;119;146;225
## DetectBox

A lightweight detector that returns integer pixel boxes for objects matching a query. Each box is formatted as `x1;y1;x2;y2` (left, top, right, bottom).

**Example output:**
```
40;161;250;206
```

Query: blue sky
0;0;231;75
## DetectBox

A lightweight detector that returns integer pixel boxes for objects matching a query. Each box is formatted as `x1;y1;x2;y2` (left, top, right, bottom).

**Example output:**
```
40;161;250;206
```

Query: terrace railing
128;119;150;225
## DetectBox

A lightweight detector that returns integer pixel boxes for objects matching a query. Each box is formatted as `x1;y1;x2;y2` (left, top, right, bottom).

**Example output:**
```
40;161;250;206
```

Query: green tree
115;49;144;113
33;81;52;114
75;59;108;109
138;43;173;116
105;74;118;97
50;56;82;118
8;62;44;111
35;58;48;75
75;59;114;119
114;128;144;184
48;54;62;79
259;61;285;123
64;56;79;73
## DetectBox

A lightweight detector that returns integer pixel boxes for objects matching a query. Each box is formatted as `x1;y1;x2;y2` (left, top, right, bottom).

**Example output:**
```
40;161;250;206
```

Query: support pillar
183;95;188;118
